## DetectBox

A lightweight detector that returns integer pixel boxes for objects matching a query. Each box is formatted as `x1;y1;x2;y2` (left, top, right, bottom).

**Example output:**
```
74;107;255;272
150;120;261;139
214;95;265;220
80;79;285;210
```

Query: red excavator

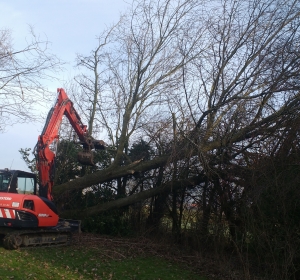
0;88;105;249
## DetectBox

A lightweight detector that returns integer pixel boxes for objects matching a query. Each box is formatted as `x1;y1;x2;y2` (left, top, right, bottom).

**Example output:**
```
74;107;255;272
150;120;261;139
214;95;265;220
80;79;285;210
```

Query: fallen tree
59;174;204;218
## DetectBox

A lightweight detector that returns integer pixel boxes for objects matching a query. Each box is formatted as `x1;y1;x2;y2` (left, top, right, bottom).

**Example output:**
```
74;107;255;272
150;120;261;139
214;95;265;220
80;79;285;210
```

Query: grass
0;236;206;280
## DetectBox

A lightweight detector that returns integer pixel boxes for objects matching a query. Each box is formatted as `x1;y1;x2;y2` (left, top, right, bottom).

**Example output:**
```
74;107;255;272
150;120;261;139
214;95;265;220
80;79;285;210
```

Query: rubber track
3;229;72;250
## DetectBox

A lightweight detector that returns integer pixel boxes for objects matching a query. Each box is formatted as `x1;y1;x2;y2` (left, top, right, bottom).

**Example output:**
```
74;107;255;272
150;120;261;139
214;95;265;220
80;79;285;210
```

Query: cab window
0;173;11;192
17;177;35;194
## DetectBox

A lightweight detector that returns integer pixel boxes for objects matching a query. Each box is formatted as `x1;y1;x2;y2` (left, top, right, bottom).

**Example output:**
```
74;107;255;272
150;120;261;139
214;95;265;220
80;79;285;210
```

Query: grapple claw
77;151;94;166
93;140;105;150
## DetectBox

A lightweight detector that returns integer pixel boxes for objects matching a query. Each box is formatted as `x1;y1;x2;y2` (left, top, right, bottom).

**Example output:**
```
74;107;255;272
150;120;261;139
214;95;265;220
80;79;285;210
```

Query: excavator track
2;229;72;250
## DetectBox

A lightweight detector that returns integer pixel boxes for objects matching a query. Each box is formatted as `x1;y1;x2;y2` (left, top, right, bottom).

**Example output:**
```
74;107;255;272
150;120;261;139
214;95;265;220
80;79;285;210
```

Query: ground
70;233;246;280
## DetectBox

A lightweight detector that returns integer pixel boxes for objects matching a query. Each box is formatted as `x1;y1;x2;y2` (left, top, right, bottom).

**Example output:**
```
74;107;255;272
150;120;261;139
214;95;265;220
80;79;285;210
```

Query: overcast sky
0;0;129;170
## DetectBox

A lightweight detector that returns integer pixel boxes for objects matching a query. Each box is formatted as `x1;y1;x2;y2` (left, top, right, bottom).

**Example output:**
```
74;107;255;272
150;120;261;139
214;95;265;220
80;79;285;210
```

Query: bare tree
0;27;62;131
107;0;204;165
61;0;205;196
53;0;300;223
68;22;120;139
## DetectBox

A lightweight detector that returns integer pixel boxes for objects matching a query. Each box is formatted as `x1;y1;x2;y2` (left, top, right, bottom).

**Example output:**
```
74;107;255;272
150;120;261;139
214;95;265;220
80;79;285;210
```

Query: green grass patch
0;245;205;280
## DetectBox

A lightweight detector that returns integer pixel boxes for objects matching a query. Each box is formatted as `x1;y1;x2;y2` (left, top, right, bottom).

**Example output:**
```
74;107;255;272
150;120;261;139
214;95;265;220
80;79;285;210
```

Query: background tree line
10;0;300;279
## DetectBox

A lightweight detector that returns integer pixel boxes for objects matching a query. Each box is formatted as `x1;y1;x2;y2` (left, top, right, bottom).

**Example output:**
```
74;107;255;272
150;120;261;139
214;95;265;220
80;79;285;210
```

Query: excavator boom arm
35;88;104;200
